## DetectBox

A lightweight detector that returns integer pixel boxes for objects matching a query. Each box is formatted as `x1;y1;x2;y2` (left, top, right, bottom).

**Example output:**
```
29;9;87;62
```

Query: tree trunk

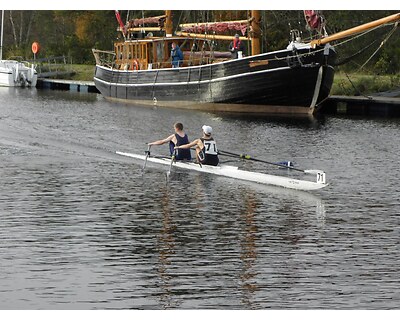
8;11;35;49
19;11;23;47
25;11;35;45
9;11;18;47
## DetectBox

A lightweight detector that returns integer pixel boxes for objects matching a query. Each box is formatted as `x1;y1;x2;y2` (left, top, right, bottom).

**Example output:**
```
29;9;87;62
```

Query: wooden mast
251;10;261;56
165;10;173;37
310;12;400;48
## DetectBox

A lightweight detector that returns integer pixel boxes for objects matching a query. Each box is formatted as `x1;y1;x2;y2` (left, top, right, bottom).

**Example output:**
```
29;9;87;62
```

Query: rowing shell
116;151;328;191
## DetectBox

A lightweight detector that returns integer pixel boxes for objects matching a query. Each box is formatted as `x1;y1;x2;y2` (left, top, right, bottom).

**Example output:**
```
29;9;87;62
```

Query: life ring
31;42;40;54
132;59;139;70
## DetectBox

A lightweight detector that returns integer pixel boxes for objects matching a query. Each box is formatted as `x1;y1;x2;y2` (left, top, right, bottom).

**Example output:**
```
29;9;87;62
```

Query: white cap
202;125;212;135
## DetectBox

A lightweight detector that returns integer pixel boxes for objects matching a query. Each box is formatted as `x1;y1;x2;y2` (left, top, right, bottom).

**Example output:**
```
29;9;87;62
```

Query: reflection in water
239;190;259;309
213;111;326;130
157;185;177;309
2;88;400;309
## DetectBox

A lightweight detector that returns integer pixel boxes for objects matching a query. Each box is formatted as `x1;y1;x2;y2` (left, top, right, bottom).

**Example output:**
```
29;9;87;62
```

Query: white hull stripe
94;65;295;88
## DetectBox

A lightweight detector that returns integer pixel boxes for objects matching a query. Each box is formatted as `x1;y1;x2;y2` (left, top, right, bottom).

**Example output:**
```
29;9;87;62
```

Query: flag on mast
115;10;126;37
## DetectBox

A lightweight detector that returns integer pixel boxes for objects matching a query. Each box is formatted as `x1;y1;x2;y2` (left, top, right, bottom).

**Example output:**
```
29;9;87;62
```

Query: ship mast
165;10;173;37
251;10;261;56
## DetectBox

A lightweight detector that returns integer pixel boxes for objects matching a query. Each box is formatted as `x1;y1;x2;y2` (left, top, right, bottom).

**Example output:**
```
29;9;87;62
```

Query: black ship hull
94;44;335;114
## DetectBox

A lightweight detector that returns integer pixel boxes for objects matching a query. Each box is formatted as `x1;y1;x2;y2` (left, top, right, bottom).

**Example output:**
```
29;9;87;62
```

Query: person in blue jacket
148;122;191;160
171;42;184;68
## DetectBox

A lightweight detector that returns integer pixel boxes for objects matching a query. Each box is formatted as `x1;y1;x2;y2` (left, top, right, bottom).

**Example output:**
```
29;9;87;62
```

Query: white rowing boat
116;151;328;191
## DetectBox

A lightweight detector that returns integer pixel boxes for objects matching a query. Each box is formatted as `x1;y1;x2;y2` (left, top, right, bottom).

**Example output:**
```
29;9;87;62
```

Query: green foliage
1;9;399;77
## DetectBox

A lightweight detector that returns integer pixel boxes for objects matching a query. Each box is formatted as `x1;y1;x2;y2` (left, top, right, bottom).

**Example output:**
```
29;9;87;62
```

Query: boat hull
0;60;38;87
94;45;335;114
116;151;328;191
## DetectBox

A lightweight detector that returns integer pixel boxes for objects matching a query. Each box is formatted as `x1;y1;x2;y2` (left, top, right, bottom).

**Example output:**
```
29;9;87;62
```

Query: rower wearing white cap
175;125;219;166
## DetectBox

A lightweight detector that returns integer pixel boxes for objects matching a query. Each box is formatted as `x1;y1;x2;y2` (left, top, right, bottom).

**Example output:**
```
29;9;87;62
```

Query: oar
218;149;311;174
166;150;177;178
142;144;151;172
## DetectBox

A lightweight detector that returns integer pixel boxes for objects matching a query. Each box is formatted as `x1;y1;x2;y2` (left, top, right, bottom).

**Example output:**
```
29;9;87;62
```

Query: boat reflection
156;185;178;308
239;190;259;308
211;110;326;129
152;171;326;308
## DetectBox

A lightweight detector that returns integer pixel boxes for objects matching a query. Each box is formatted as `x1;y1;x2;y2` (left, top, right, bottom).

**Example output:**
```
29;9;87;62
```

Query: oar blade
142;145;151;173
166;150;177;180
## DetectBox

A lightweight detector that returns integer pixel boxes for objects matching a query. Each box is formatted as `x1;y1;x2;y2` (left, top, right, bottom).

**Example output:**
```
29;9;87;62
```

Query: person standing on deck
171;42;184;68
229;34;245;59
148;122;191;160
175;125;219;166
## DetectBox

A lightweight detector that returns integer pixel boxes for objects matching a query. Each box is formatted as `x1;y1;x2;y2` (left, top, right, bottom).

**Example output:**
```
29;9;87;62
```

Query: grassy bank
69;64;96;81
332;72;400;96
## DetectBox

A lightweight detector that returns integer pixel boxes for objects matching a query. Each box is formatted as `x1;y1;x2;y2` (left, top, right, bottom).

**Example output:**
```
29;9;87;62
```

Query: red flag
115;10;126;35
304;10;323;30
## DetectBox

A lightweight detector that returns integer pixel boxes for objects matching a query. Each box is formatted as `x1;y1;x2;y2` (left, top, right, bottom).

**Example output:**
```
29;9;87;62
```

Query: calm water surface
0;88;399;309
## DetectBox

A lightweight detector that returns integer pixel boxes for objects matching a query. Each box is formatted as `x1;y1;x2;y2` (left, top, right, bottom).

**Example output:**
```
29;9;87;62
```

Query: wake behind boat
116;151;328;191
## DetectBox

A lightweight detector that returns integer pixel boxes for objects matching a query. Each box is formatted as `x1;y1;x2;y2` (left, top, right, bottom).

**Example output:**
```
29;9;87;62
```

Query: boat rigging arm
310;12;400;48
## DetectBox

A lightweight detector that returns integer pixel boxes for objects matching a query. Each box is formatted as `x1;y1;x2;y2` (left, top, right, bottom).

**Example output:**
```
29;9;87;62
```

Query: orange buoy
31;42;40;54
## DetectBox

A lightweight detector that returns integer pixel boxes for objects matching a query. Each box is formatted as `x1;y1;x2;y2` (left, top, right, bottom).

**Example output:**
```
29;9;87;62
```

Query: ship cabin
113;36;232;71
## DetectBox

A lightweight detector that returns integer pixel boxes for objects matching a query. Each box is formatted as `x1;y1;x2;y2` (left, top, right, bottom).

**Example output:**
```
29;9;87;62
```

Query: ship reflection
211;110;326;129
156;185;178;309
154;172;326;308
239;190;259;308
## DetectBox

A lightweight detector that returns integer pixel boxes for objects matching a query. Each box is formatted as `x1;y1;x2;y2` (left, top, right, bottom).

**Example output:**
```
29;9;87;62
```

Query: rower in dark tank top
169;133;191;160
148;122;191;160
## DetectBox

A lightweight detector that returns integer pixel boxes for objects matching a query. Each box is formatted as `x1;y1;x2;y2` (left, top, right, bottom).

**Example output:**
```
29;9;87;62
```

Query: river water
0;87;399;310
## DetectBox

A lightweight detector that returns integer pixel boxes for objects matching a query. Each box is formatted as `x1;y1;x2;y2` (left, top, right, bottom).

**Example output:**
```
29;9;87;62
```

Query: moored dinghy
0;10;37;87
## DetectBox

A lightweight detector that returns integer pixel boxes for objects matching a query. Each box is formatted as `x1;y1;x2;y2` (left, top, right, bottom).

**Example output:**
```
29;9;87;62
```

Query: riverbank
331;72;400;97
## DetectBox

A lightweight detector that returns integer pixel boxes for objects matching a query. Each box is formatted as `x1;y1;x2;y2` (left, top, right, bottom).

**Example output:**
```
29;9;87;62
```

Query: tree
1;10;398;74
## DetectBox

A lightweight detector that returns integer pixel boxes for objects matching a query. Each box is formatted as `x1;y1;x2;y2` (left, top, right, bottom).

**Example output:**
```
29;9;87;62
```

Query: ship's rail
92;49;116;69
92;48;230;70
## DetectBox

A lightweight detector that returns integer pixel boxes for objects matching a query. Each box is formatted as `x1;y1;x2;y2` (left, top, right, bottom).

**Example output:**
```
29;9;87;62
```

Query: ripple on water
0;89;400;309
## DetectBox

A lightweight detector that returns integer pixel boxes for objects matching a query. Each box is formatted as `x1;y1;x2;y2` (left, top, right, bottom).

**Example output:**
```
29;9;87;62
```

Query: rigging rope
334;39;378;66
358;21;398;71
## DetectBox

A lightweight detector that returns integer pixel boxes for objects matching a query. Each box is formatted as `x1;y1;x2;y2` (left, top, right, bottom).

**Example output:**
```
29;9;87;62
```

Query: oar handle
218;149;304;172
145;144;151;155
142;144;152;172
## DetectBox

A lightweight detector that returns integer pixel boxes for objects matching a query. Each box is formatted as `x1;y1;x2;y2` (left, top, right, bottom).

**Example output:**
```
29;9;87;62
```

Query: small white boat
0;60;37;87
0;10;37;87
116;151;328;191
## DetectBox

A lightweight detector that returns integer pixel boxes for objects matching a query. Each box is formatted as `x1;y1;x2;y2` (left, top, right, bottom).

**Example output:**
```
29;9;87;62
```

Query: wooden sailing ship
92;11;399;115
